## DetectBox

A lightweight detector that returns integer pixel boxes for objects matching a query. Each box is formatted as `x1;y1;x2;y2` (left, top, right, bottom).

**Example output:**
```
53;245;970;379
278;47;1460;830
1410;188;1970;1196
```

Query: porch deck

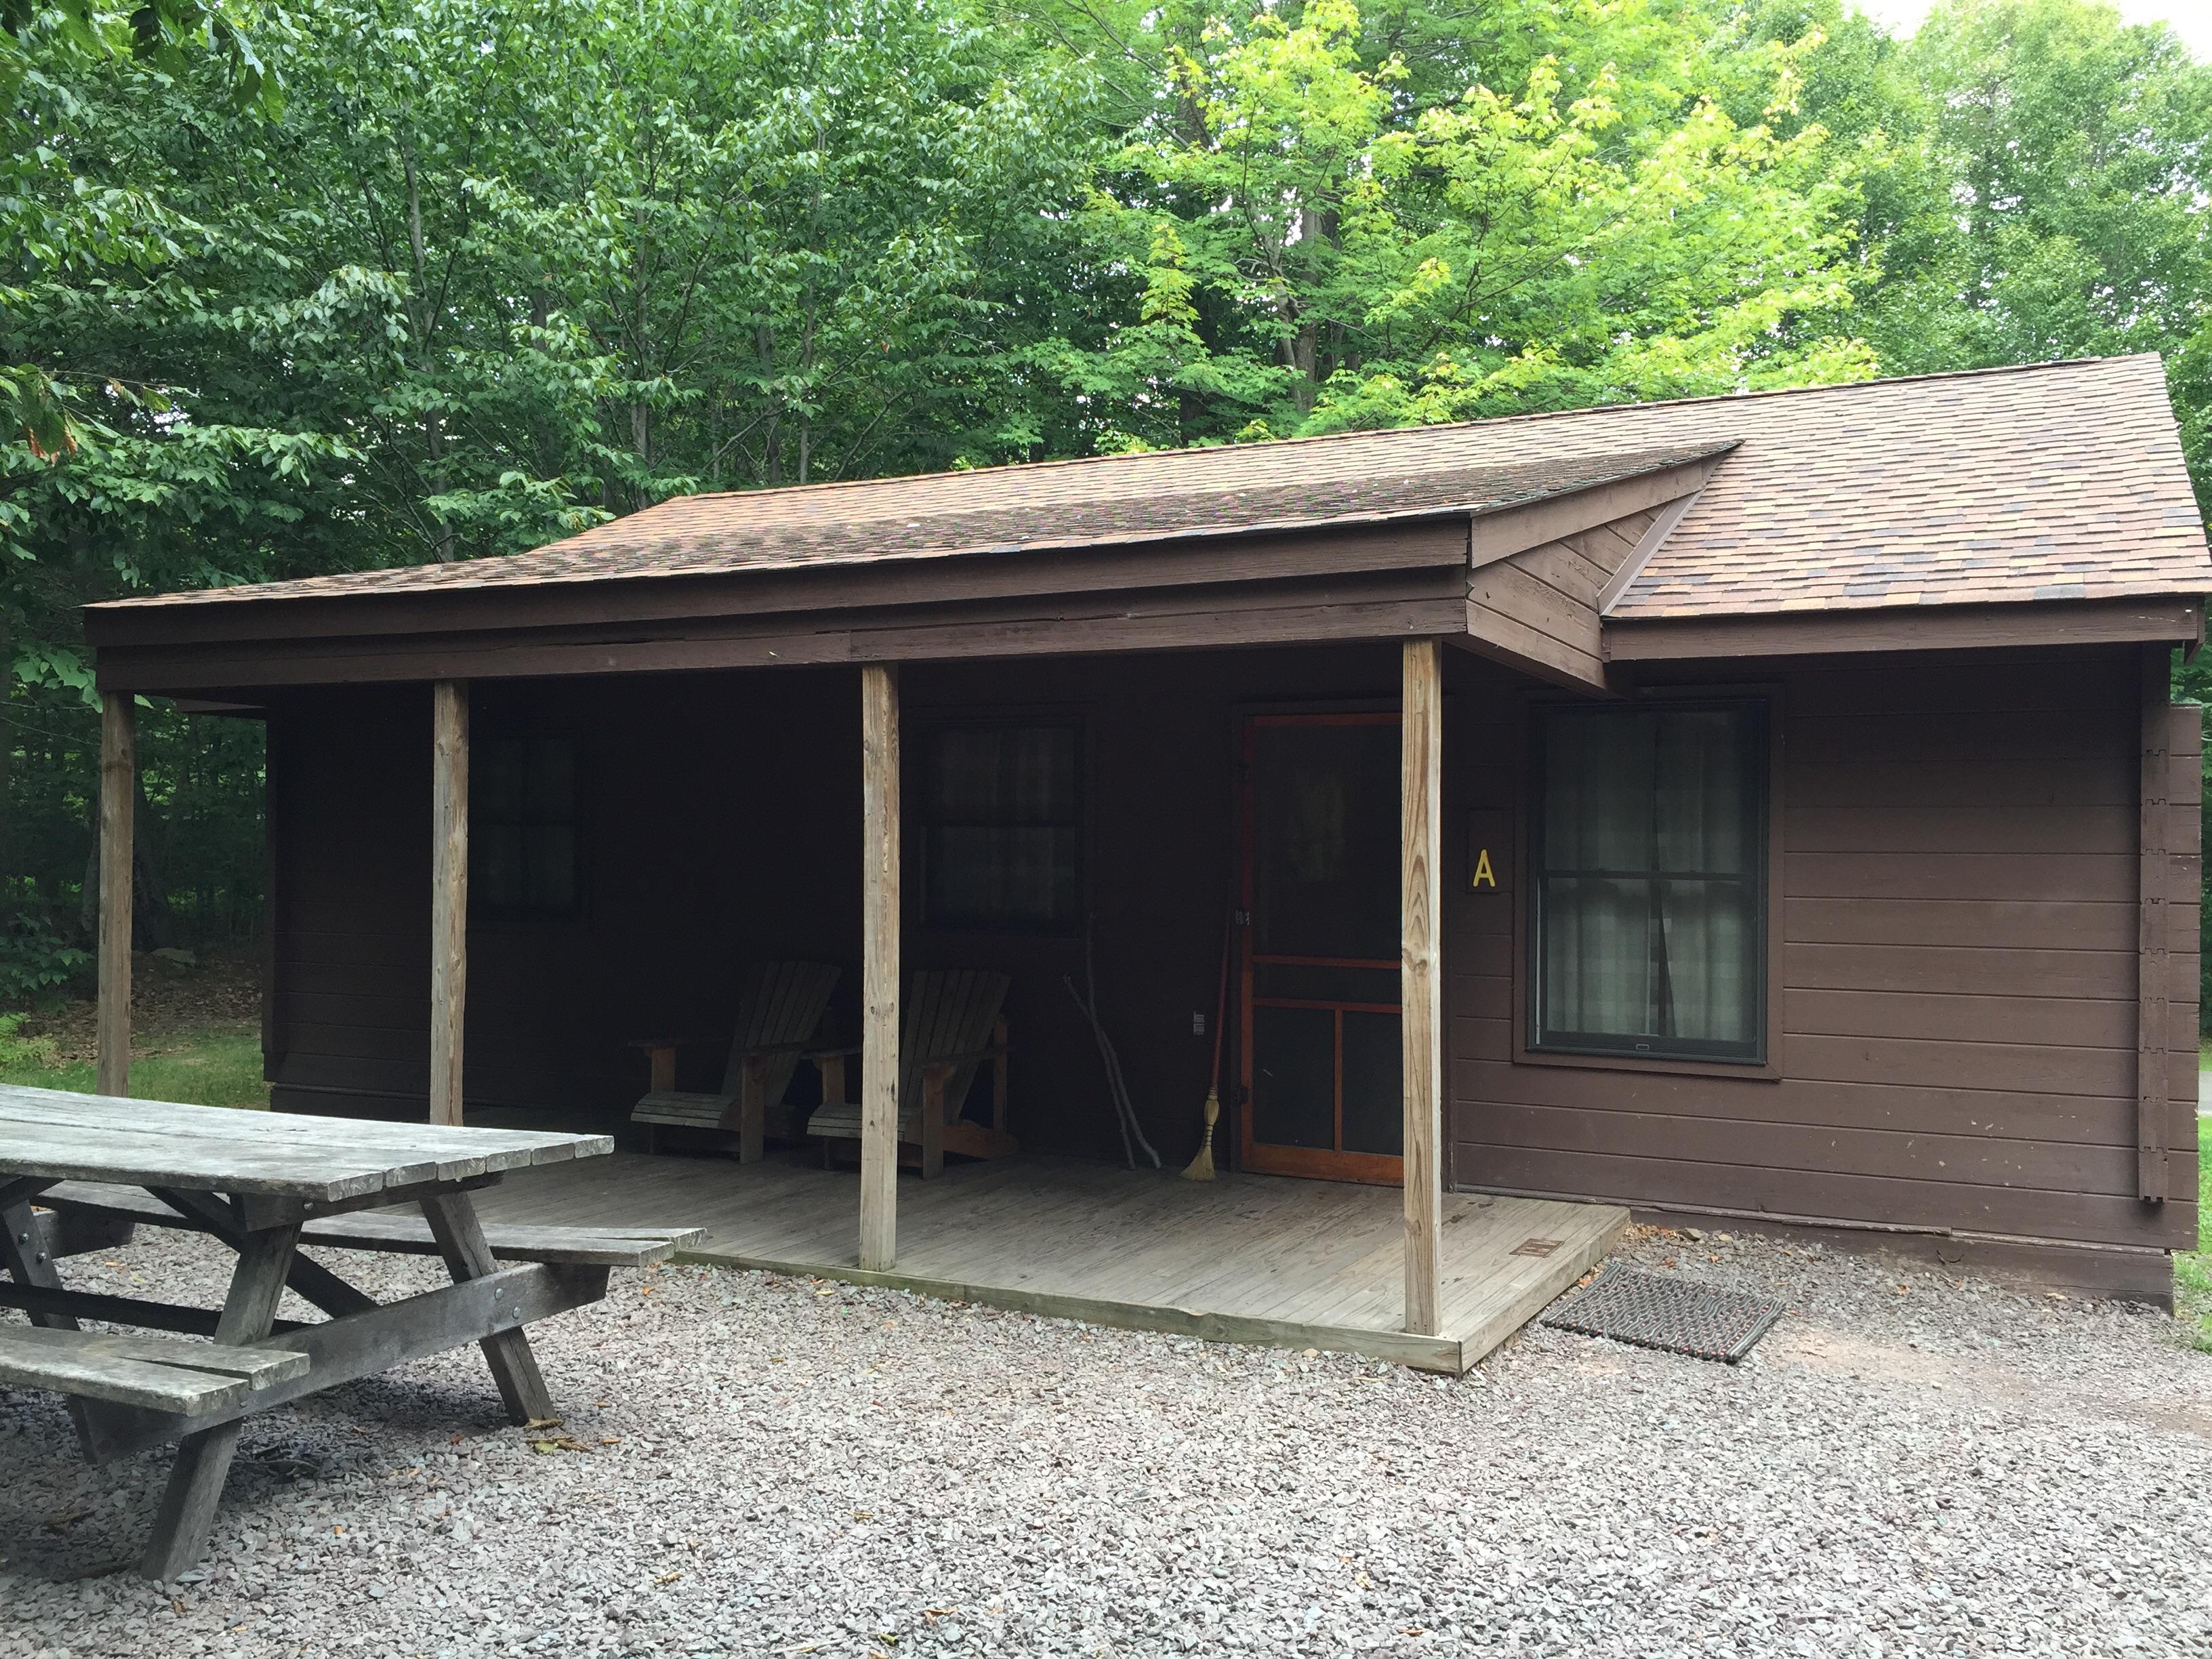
470;1150;1629;1374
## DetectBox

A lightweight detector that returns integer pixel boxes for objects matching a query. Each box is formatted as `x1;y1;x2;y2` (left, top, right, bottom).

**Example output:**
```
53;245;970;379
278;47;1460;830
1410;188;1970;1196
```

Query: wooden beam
858;663;900;1272
1605;598;2203;663
430;680;468;1127
2137;645;2172;1203
94;574;1472;697
96;691;134;1098
87;520;1475;652
1401;638;1443;1336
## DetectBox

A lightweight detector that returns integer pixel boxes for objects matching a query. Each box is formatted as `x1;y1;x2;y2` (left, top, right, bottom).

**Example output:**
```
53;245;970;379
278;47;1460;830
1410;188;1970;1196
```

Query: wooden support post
140;1223;300;1580
97;692;134;1099
1401;638;1443;1336
421;1190;556;1425
1;1191;116;1462
859;663;901;1271
430;681;468;1127
2136;645;2171;1204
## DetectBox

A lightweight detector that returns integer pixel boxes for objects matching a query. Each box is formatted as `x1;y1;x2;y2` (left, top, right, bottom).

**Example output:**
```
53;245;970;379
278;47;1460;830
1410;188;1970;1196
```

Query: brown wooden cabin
82;354;2211;1363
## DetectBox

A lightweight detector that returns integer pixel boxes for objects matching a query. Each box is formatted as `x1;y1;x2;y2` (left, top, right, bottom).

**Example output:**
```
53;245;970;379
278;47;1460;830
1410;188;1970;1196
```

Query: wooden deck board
474;1150;1627;1374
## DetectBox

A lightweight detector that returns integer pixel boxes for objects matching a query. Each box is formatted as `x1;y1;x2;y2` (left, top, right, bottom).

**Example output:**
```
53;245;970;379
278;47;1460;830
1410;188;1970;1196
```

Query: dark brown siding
264;647;1404;1166
1444;644;2201;1252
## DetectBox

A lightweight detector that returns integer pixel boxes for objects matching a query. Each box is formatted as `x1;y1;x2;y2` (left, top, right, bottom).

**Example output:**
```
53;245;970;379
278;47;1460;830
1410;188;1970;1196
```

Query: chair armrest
626;1037;689;1053
804;1044;864;1063
733;1040;813;1059
919;1044;1011;1078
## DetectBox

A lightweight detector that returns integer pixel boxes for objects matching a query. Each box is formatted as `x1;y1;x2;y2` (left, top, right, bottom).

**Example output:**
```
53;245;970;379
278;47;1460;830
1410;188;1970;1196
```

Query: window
920;721;1081;932
1528;699;1767;1063
472;737;580;914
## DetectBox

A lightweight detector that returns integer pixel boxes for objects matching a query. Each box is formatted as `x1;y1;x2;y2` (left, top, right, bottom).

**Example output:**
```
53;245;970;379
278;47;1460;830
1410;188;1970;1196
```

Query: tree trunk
404;150;458;563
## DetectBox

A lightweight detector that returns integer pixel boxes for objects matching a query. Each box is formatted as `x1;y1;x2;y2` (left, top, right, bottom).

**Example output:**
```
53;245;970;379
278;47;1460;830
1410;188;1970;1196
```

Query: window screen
472;737;579;915
1528;700;1767;1063
920;722;1081;932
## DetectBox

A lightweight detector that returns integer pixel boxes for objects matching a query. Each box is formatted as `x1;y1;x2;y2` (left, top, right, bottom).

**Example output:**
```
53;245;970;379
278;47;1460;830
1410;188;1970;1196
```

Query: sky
1852;0;2212;54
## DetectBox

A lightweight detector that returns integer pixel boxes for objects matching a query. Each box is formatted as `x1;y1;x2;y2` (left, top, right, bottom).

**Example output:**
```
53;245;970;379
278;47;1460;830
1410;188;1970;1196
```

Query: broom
1183;910;1233;1181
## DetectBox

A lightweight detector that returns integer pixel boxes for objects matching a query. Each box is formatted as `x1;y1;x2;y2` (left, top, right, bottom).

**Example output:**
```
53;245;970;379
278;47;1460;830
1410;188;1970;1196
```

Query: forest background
5;0;2211;1006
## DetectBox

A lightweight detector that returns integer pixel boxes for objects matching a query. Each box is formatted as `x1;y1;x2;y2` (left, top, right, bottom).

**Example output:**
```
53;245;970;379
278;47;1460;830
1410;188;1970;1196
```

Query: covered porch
81;440;1736;1372
467;1146;1626;1374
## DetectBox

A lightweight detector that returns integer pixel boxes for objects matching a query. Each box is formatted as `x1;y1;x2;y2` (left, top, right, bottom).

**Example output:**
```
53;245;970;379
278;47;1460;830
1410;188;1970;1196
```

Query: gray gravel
1;1221;2208;1658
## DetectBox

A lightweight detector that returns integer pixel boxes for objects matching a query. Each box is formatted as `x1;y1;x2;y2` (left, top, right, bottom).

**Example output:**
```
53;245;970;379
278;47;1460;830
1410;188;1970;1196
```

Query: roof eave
1603;594;2206;662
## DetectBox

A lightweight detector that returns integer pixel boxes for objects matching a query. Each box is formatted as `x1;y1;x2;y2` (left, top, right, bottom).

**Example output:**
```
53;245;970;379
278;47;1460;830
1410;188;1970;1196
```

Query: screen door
1238;712;1404;1184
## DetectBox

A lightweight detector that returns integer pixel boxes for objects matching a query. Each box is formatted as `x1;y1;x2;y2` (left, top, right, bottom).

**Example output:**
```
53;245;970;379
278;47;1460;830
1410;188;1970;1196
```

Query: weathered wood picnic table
0;1084;699;1579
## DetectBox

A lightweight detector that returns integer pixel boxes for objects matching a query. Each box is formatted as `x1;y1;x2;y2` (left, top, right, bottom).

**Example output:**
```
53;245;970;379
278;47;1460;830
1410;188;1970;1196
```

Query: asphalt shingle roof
97;353;2211;621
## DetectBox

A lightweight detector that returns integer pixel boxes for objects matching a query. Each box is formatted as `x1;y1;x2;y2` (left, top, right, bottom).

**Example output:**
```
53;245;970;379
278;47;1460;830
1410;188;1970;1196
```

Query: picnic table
0;1084;699;1579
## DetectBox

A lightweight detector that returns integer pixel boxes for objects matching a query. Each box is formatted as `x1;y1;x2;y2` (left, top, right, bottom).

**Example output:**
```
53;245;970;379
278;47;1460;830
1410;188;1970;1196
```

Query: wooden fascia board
1465;452;1732;570
1446;626;1611;693
84;518;1477;654
1603;596;2206;661
1596;488;1701;615
94;567;1471;695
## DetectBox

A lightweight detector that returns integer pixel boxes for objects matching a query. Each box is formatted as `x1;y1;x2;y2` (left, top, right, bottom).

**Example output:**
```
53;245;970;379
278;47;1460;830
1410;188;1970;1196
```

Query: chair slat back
898;969;1010;1123
720;961;841;1103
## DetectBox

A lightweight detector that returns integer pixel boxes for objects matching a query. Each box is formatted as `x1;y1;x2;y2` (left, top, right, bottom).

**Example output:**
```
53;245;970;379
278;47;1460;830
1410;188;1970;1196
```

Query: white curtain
1539;707;1755;1046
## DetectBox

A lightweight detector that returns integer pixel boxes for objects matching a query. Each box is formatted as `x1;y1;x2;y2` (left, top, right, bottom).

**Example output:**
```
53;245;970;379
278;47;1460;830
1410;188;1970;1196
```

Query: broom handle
1208;908;1232;1093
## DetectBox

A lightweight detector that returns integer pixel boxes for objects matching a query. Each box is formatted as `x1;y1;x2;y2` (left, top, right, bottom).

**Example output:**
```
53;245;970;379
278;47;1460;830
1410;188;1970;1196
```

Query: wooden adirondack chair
630;960;840;1162
804;968;1016;1176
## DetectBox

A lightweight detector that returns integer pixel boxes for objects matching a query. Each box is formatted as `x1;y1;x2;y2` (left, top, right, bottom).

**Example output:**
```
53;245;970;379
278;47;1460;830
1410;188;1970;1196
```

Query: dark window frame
1522;694;1774;1068
914;714;1086;937
469;733;585;922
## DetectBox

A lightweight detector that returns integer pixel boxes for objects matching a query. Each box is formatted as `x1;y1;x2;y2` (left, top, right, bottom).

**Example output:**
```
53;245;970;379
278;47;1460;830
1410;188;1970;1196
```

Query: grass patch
0;1015;269;1111
2180;1115;2212;1353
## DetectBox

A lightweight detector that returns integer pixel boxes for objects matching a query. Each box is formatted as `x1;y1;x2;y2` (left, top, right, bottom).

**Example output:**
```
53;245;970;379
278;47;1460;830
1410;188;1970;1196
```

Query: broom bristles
1181;1088;1219;1181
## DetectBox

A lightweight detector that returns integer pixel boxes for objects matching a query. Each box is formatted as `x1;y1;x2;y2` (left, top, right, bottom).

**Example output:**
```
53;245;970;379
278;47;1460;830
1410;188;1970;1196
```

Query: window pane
930;728;1007;821
1250;1004;1334;1150
1532;700;1765;1061
1340;1009;1404;1155
477;826;525;909
525;739;576;819
525;826;578;909
1252;720;1401;962
472;737;579;916
1656;878;1753;1043
1004;726;1077;825
476;741;526;821
1539;876;1654;1038
1653;710;1748;874
922;724;1081;930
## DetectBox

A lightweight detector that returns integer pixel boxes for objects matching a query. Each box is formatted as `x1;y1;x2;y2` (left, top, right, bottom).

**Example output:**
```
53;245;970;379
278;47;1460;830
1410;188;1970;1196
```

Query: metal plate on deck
1542;1265;1784;1364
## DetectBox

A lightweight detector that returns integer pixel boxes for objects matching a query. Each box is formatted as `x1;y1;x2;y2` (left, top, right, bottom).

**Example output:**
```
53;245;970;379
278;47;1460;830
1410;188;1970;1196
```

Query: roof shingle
96;353;2212;621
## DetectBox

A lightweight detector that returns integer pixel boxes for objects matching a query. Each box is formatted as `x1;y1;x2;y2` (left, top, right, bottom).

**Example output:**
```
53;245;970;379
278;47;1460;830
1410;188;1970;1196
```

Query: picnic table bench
0;1084;700;1579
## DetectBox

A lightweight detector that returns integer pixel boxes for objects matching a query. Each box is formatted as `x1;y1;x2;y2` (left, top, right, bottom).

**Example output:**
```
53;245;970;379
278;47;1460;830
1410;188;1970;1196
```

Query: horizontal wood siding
1443;644;2200;1252
1464;506;1662;690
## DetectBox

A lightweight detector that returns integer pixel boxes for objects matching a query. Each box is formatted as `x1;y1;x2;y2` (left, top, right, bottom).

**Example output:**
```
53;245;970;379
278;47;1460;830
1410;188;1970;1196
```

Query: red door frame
1237;710;1404;1186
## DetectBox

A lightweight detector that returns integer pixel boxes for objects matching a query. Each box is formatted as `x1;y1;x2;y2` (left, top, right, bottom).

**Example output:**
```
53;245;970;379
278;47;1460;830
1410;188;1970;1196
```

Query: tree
1036;0;1885;452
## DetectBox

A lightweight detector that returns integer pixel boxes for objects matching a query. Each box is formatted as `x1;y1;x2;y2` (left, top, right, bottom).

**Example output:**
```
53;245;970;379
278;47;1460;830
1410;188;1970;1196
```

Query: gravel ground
1;1224;2208;1659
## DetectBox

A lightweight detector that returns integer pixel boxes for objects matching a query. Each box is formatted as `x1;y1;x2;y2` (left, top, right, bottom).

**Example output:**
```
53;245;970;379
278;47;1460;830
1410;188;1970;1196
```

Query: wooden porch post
430;681;468;1127
2137;644;2172;1203
1401;639;1443;1335
859;663;901;1271
96;691;135;1098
